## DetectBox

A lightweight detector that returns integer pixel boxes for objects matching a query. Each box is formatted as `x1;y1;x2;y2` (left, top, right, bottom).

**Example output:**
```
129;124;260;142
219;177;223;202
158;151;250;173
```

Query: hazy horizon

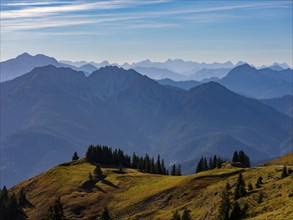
1;0;292;66
2;52;292;69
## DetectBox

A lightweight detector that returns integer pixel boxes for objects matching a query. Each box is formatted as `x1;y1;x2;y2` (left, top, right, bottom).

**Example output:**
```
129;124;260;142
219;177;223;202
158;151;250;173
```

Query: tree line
0;186;27;220
195;150;251;173
232;150;250;167
85;145;174;175
195;155;226;173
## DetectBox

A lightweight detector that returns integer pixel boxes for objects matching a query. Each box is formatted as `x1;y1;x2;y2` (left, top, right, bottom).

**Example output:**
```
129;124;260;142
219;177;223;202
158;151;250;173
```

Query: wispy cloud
2;1;72;6
1;0;292;33
1;0;170;19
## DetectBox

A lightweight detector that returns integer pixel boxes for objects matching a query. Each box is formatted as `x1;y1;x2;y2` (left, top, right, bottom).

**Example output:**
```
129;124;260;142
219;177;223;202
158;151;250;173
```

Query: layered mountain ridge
1;64;292;187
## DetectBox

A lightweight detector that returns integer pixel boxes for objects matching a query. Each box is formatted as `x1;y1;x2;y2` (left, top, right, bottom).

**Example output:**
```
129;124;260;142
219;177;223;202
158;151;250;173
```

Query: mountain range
0;53;98;82
1;64;292;187
158;64;293;99
3;53;290;83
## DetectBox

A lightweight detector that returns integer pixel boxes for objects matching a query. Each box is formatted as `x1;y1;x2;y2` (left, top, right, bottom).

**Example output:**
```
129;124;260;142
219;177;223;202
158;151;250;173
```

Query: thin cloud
1;0;291;32
2;1;72;6
1;0;171;19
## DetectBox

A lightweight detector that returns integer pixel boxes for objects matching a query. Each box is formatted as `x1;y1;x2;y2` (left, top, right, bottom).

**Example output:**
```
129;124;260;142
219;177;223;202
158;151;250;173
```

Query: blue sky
1;0;292;66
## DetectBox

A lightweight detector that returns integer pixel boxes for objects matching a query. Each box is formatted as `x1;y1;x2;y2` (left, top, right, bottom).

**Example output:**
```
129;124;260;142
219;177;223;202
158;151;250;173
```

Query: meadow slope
11;154;293;220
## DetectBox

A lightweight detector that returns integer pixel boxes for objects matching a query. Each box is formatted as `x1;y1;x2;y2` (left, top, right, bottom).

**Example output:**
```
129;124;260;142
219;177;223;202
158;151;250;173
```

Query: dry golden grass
10;158;293;220
261;153;293;166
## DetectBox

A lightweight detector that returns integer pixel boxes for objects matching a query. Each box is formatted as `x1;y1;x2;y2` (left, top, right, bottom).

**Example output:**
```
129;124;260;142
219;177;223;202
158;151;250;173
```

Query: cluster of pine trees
86;145;131;167
170;164;182;176
232;150;250;167
195;155;225;173
132;153;169;175
0;186;27;220
219;174;249;220
85;145;170;175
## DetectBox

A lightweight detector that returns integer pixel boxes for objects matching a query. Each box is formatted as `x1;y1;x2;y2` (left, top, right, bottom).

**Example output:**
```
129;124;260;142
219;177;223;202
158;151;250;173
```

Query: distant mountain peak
17;52;31;57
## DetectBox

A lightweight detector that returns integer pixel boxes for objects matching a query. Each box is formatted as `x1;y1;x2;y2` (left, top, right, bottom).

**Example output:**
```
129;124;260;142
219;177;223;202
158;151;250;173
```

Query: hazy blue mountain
77;64;97;76
157;78;201;90
266;65;284;71
59;60;89;67
121;59;244;76
260;63;291;70
133;66;187;80
0;53;104;82
261;95;293;118
220;64;293;98
0;53;61;82
187;68;231;81
154;82;292;162
1;65;292;187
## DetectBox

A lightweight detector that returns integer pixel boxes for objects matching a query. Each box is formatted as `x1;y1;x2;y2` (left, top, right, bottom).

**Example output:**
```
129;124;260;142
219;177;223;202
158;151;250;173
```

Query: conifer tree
101;206;112;220
171;164;176;176
176;165;182;176
204;158;208;171
45;197;65;220
281;165;288;178
219;183;231;220
209;158;213;170
213;155;218;169
196;157;204;173
232;151;239;162
234;172;246;199
255;176;263;188
72;152;79;161
118;163;124;174
94;164;103;179
171;210;181;220
257;191;264;203
181;208;191;220
18;187;27;206
156;155;162;174
0;185;8;202
248;182;253;191
230;201;242;220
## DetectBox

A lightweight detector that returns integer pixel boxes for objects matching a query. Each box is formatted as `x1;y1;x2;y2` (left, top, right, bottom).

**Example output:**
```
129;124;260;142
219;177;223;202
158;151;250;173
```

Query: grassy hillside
261;153;293;166
11;157;293;220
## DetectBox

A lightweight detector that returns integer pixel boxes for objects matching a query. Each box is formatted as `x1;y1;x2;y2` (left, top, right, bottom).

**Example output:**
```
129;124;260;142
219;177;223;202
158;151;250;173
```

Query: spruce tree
281;165;288;178
234;172;246;199
182;208;191;220
209;158;213;170
171;164;176;176
204;158;208;171
196;157;204;173
118;163;124;174
171;210;181;220
232;151;239;162
45;197;65;220
213;155;218;169
72;152;79;161
176;165;182;176
219;183;231;220
0;186;8;202
257;191;264;203
230;201;242;220
156;155;162;174
255;176;263;188
101;206;112;220
18;187;27;206
248;182;253;191
94;164;103;179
